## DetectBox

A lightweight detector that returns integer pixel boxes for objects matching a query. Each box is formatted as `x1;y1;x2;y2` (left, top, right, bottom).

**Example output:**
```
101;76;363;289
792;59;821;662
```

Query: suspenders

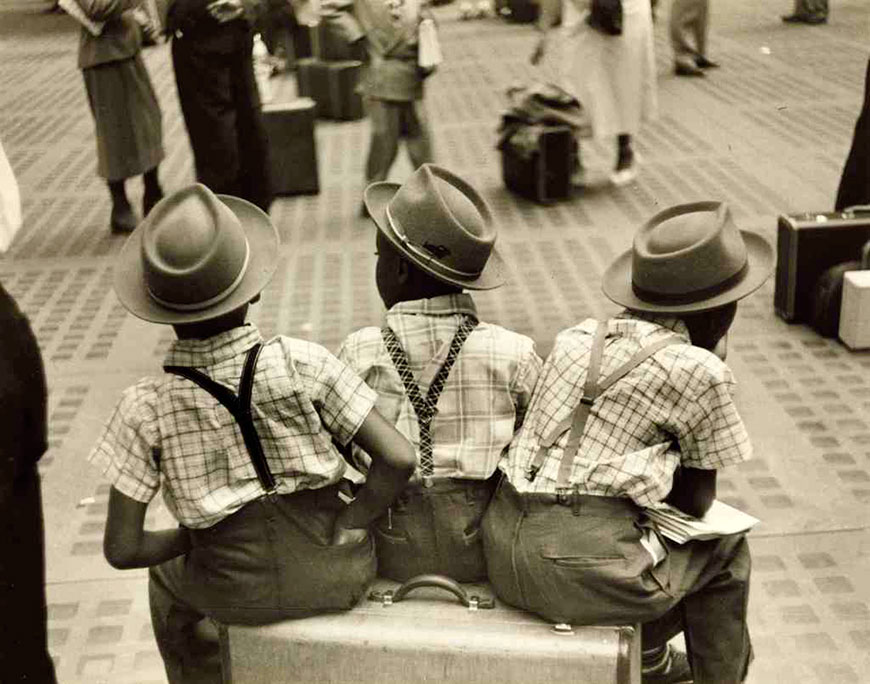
381;315;479;478
164;343;278;496
525;321;683;499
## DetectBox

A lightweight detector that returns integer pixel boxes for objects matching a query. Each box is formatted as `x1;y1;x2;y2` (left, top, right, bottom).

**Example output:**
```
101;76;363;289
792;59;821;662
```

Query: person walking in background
167;0;274;212
670;0;719;77
533;0;657;186
835;56;870;211
76;0;164;233
0;138;57;683
323;0;436;205
782;0;828;24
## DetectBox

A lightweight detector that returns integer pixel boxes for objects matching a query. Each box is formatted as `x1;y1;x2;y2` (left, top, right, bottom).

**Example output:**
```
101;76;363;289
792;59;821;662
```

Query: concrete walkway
1;0;869;681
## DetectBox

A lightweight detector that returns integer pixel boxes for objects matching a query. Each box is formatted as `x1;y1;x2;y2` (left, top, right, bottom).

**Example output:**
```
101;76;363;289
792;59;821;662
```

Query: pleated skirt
83;53;164;181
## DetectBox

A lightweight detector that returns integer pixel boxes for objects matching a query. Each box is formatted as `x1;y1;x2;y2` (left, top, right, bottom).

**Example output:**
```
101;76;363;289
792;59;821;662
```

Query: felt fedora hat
364;163;505;290
602;201;774;314
114;183;280;324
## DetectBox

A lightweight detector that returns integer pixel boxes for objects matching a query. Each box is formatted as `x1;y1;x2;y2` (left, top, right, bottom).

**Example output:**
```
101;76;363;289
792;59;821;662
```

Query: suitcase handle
368;574;495;610
843;205;870;217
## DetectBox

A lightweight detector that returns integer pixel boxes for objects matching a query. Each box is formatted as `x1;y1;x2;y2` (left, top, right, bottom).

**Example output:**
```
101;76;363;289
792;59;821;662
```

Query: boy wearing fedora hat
87;184;416;682
482;202;774;684
338;164;542;582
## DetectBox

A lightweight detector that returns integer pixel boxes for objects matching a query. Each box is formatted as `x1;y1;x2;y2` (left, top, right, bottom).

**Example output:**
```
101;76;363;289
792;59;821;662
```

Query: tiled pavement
1;0;869;681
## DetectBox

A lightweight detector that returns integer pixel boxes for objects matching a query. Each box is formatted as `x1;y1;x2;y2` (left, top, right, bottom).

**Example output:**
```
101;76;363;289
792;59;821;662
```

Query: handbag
586;0;622;36
418;17;443;71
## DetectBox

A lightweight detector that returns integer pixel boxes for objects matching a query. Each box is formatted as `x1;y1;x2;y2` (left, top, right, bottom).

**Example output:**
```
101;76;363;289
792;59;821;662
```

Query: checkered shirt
502;312;752;506
338;294;543;481
88;325;377;528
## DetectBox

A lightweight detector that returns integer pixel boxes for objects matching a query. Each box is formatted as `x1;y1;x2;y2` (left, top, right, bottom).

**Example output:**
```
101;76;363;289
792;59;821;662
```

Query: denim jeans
482;478;753;684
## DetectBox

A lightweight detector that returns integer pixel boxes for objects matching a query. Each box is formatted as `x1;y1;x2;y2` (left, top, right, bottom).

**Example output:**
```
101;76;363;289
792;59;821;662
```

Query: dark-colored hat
602;201;774;314
364;164;505;290
114;184;280;324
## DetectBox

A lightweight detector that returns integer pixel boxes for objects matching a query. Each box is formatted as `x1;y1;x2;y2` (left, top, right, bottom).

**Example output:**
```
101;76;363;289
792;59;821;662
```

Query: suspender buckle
579;395;594;406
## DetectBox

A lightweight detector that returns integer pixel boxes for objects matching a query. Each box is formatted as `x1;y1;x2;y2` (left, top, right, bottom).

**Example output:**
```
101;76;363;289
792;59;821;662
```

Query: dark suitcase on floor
500;0;539;23
296;58;364;121
261;98;319;195
501;124;576;204
773;208;870;322
221;576;640;683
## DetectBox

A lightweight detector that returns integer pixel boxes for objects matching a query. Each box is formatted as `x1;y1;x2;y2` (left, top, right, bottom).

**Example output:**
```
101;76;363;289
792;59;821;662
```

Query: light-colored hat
364;164;505;290
602;201;774;314
114;184;280;324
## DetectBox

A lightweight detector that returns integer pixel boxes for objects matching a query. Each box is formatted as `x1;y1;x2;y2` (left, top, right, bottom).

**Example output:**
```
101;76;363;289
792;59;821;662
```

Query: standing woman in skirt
533;0;657;186
77;0;164;233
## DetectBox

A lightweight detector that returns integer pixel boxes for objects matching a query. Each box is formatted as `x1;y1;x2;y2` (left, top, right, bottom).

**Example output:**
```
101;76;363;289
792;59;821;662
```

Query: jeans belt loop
571;485;581;517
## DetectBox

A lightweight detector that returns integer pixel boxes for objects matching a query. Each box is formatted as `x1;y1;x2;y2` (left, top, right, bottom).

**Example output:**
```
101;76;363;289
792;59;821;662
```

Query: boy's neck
173;307;250;340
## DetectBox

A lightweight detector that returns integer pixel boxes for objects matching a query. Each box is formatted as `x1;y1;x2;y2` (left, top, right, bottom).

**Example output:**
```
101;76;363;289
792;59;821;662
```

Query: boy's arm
331;408;415;545
103;487;191;569
664;466;717;518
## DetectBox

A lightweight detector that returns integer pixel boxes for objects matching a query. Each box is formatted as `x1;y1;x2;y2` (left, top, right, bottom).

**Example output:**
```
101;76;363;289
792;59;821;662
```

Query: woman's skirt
83;53;164;181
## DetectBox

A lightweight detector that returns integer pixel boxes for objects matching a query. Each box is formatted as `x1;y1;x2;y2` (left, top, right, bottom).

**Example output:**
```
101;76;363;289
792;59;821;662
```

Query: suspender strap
381;315;479;477
164;343;277;495
525;321;684;488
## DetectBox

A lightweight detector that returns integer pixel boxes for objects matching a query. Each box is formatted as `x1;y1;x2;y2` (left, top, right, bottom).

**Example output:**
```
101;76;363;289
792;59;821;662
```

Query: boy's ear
396;255;411;285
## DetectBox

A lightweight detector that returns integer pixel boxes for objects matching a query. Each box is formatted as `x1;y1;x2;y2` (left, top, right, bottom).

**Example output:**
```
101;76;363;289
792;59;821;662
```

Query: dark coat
835;57;870;211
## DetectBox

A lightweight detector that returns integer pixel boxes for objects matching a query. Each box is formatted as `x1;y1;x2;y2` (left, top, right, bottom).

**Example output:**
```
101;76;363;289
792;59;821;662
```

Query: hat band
632;261;748;306
147;240;251;312
386;205;482;279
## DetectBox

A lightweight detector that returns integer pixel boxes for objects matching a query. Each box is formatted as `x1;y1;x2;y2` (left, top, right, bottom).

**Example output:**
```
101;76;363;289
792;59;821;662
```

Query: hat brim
601;231;774;314
114;196;280;324
364;182;505;290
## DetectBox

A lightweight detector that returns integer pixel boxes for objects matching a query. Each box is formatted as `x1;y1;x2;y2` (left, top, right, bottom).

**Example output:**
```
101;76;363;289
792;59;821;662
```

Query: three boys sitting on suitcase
91;167;771;684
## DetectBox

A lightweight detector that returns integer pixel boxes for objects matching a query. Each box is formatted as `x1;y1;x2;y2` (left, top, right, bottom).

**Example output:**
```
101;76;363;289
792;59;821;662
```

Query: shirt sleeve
87;382;161;504
300;342;378;447
670;356;753;470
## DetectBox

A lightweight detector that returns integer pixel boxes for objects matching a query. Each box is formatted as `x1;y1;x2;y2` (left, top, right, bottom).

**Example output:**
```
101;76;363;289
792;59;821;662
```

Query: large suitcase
501;124;576;204
296;58;364;121
773;208;870;322
221;575;640;684
261;99;319;195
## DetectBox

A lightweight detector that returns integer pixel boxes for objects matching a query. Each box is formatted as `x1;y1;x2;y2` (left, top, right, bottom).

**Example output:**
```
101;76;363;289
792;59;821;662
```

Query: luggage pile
296;22;366;121
498;82;591;204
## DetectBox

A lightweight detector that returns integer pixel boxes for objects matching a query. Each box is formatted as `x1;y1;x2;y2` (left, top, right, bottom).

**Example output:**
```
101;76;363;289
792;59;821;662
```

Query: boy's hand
331;525;369;546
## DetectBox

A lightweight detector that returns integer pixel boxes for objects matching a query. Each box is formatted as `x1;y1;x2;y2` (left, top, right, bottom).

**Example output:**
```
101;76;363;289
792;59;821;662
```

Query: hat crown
386;164;497;282
140;184;249;312
631;202;748;303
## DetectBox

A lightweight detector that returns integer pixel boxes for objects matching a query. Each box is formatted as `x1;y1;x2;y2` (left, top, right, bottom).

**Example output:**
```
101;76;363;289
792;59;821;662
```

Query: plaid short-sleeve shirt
502;312;752;506
338;294;543;481
88;325;377;528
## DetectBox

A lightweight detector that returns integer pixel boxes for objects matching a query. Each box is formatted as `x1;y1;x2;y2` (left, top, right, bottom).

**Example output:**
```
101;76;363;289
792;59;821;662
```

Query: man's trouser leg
800;0;828;17
401;100;434;171
171;36;241;198
670;0;706;63
229;30;274;212
365;98;401;183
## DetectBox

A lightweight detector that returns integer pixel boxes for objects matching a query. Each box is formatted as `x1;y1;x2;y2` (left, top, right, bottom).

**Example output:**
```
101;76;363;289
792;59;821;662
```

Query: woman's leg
108;179;136;233
616;134;633;171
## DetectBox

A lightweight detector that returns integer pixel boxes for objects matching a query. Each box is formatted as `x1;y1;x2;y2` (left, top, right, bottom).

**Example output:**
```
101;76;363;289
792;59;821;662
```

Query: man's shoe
110;204;137;234
695;56;719;69
642;648;693;684
674;61;704;77
782;13;826;23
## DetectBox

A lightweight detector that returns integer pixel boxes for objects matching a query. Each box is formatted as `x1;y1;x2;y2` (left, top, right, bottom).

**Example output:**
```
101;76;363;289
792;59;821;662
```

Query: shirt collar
386;293;478;320
576;311;691;342
164;324;264;368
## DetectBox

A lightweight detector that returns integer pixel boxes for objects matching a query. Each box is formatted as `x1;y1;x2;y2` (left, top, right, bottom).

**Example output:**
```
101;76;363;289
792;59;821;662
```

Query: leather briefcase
774;207;870;323
261;99;319;196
